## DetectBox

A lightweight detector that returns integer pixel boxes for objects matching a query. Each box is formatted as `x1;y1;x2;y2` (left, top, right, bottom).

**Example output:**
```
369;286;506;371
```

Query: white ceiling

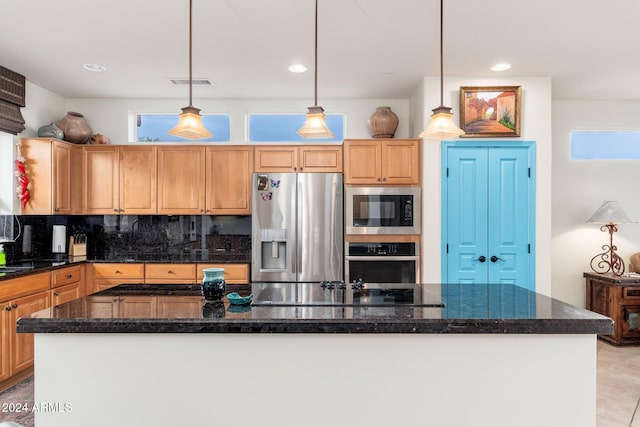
1;0;638;101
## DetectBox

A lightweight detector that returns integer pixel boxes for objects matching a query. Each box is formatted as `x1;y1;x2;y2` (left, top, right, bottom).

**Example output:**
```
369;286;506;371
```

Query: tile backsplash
4;215;251;263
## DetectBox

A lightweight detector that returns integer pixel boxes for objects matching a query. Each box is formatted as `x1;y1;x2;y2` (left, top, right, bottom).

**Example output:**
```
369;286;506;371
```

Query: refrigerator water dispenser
259;229;287;271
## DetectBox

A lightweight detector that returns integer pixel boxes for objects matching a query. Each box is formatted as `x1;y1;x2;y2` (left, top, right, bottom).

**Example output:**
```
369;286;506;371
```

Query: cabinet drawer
51;282;84;306
92;263;144;279
51;265;82;288
145;264;196;282
623;287;640;299
0;272;51;302
197;263;249;284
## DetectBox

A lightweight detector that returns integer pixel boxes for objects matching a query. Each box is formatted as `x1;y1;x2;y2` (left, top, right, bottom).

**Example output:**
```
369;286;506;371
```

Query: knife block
68;236;87;261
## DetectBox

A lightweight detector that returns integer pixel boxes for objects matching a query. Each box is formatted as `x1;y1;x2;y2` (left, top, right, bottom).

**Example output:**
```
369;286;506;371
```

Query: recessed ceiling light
82;63;106;72
288;64;308;73
490;63;511;72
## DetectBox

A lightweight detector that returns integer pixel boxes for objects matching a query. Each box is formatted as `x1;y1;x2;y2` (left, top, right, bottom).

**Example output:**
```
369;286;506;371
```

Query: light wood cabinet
157;296;202;318
157;146;206;214
10;290;50;373
205;146;253;215
145;263;196;284
51;265;85;306
0;272;50;388
82;145;119;214
119;146;157;214
254;145;342;173
21;138;80;215
86;263;144;295
344;139;419;185
197;263;250;284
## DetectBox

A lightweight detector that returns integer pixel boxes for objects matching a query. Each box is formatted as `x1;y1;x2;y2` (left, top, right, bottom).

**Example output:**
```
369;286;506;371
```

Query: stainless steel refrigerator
251;172;343;282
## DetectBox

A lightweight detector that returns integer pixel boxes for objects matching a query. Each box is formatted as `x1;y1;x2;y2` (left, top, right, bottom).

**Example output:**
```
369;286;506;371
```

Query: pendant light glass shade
419;106;464;140
168;106;212;140
297;106;334;138
297;0;332;139
420;0;464;140
169;0;212;140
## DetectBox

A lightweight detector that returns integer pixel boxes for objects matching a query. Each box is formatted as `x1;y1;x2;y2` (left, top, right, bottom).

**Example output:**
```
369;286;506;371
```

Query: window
136;114;230;142
571;131;640;159
248;113;344;142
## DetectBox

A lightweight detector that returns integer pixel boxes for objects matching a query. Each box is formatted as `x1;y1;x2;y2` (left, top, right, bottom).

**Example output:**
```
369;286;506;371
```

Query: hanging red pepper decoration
15;143;30;208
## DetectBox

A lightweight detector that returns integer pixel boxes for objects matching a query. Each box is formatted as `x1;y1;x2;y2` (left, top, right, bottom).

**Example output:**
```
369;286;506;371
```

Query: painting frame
459;85;522;137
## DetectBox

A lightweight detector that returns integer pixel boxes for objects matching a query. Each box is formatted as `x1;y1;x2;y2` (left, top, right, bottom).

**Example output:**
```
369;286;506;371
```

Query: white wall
65;98;410;144
417;77;553;297
0;82;66;214
552;101;640;307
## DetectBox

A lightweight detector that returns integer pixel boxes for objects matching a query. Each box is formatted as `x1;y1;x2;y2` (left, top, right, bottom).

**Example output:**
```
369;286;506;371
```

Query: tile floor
0;340;637;427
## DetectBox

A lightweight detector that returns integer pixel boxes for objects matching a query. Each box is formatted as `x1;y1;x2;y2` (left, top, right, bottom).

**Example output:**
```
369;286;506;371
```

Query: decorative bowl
226;292;253;305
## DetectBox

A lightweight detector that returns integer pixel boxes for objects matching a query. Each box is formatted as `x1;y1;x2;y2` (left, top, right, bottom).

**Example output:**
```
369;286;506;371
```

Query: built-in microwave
345;187;420;235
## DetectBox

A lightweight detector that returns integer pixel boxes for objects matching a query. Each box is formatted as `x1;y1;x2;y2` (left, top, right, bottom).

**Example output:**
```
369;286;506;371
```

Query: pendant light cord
314;0;318;106
188;0;193;107
439;0;444;106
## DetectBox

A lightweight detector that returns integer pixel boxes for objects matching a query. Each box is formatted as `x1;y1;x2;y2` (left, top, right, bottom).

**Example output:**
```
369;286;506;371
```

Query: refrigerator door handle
296;176;302;278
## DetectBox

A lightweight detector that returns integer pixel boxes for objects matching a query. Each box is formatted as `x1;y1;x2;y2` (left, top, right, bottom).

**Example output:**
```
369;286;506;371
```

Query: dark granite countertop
17;282;613;335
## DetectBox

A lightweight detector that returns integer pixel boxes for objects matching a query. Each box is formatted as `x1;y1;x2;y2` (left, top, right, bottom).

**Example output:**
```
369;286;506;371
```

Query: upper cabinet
344;139;420;185
254;145;342;173
21;138;81;215
205;146;253;215
157;146;206;215
83;145;158;215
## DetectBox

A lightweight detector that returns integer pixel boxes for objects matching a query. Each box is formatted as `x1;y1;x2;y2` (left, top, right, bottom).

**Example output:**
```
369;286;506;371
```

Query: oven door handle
345;256;419;261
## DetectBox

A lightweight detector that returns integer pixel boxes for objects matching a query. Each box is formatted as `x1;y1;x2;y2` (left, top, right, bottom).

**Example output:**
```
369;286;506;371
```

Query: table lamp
587;201;634;275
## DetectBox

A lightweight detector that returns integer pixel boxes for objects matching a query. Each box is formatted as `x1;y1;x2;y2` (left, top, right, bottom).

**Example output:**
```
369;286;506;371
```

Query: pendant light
419;0;464;140
297;0;334;139
168;0;212;140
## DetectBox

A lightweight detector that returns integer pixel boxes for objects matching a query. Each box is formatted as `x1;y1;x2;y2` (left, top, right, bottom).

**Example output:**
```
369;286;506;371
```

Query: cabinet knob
54;292;59;296
12;303;18;309
382;177;387;182
113;209;119;213
115;270;122;274
4;306;10;312
120;209;124;213
66;274;73;278
55;207;60;212
377;177;381;182
168;270;174;274
200;209;205;213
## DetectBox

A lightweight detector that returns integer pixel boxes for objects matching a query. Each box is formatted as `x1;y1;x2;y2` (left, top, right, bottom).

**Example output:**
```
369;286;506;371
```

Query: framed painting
459;86;521;137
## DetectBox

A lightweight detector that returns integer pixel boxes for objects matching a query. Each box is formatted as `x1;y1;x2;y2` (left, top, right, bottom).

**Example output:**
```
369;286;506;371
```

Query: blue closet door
443;143;535;290
446;147;489;284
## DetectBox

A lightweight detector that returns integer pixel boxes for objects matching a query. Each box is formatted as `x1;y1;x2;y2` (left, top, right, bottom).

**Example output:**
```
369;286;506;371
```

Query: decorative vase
368;106;399;138
202;267;226;301
56;111;92;144
90;133;108;144
37;122;64;140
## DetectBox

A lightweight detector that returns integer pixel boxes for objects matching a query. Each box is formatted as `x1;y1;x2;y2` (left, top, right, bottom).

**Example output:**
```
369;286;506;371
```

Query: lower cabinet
87;263;144;295
197;263;250;284
0;272;51;387
145;263;196;284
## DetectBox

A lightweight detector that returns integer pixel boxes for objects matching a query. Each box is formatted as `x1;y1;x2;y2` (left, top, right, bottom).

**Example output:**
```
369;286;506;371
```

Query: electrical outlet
189;216;197;241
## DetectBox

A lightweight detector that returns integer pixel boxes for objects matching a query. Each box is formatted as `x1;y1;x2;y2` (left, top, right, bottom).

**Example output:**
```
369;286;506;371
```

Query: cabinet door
86;296;119;318
299;146;343;173
381;140;420;184
119;146;157;214
0;307;9;381
82;146;119;214
10;291;50;374
157;296;202;318
120;296;157;318
206;147;253;215
52;282;83;306
52;141;73;214
197;263;249;284
254;146;298;172
344;140;381;184
21;138;53;214
145;263;196;284
157;146;205;214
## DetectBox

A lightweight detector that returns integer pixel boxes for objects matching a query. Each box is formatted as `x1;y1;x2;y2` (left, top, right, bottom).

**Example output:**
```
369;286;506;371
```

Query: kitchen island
18;282;612;427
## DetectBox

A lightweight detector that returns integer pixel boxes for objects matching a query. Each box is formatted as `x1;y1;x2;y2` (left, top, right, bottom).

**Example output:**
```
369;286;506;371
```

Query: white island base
33;333;596;427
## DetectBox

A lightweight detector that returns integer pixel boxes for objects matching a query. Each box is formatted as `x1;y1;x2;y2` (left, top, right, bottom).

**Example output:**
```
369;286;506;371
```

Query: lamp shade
587;200;634;224
419;106;465;140
168;106;212;140
297;106;334;139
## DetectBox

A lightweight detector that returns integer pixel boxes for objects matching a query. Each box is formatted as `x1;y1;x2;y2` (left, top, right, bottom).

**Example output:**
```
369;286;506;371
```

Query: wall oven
345;242;420;284
345;187;420;235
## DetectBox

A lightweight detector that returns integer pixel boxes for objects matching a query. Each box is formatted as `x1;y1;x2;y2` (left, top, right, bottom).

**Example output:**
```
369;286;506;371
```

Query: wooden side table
584;272;640;345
